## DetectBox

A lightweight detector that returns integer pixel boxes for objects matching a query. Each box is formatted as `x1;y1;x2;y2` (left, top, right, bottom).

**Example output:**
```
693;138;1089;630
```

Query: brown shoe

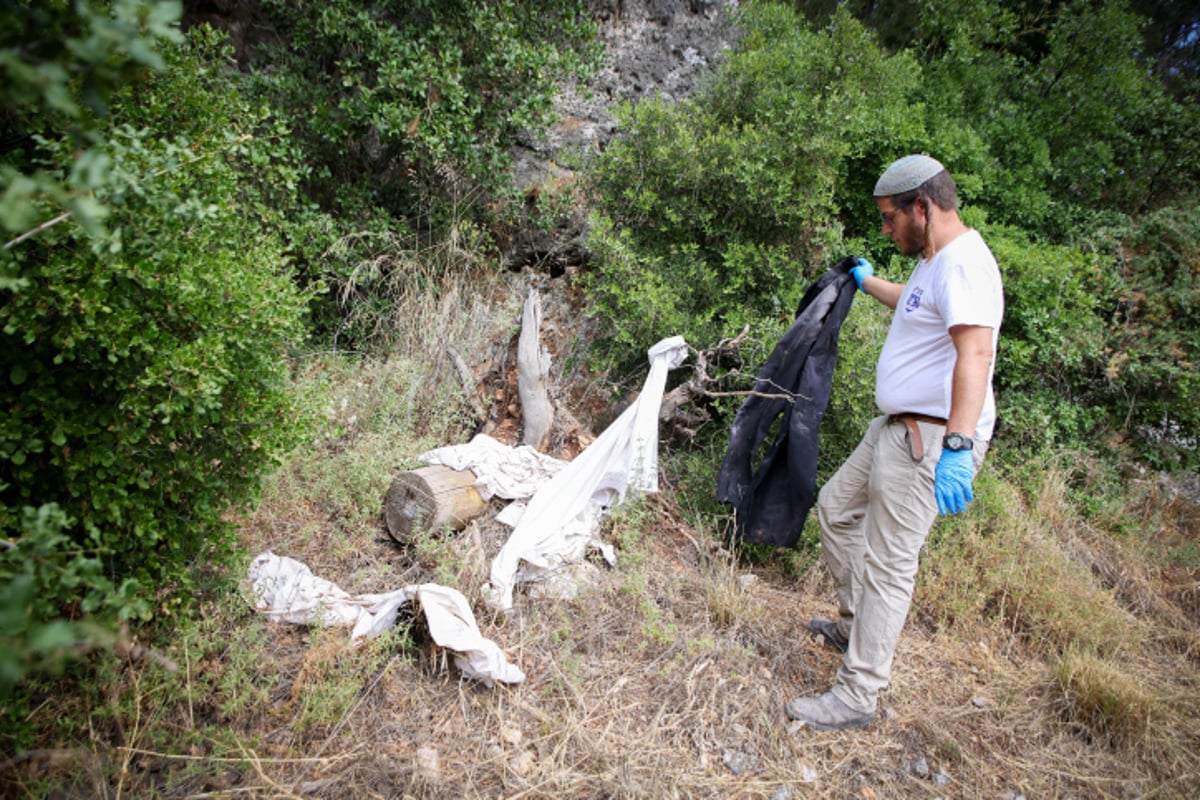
785;691;874;730
805;616;849;653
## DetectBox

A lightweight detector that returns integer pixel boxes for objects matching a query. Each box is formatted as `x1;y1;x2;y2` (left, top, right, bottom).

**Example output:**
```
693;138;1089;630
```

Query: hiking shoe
785;691;875;730
805;616;849;653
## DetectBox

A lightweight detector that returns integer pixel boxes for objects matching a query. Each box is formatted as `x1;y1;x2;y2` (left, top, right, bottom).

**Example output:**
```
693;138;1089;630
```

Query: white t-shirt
875;229;1004;440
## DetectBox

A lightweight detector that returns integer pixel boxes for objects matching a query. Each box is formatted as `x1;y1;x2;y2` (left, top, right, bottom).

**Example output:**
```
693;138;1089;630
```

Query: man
785;154;1004;730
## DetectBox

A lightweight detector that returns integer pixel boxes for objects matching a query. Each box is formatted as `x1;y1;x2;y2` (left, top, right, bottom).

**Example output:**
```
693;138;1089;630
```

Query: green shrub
0;505;120;698
584;4;923;371
239;0;600;346
0;26;313;690
248;0;599;219
0;0;184;241
1109;208;1199;469
992;206;1200;470
986;224;1113;454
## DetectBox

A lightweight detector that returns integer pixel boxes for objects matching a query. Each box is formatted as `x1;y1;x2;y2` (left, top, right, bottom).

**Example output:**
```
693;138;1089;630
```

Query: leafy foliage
1;23;314;690
0;505;116;698
1096;208;1200;468
585;4;921;367
987;224;1113;453
807;0;1200;230
236;0;599;346
248;0;599;219
0;0;184;240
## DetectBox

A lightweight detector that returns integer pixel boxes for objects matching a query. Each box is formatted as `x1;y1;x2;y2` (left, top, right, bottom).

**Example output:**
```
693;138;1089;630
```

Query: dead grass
5;273;1200;799
1052;649;1156;746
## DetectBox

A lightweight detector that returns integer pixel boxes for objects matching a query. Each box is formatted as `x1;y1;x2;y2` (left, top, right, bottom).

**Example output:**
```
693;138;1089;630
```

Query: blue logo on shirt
905;287;924;313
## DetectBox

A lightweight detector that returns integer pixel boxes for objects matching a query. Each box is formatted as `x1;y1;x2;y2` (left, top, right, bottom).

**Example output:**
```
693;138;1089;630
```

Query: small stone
971;696;992;708
509;750;536;777
415;746;440;782
933;771;951;786
738;573;759;589
771;788;792;800
722;749;757;775
800;764;819;782
907;757;930;778
500;725;523;745
299;779;336;793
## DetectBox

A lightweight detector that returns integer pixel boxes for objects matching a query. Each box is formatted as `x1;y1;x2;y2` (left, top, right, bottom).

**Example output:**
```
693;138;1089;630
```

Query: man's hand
849;257;874;294
934;448;975;515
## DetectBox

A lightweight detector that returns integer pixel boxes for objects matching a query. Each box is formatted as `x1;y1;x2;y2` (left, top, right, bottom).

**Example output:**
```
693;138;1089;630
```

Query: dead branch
659;326;753;424
446;345;486;423
656;326;815;441
517;288;554;450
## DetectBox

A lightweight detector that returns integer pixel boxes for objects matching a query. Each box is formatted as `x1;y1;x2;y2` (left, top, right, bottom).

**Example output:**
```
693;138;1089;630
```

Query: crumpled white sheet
482;336;690;612
419;433;566;501
246;551;525;686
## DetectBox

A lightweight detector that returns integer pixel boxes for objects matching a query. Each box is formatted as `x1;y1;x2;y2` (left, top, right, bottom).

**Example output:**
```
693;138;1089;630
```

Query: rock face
554;0;739;151
508;0;741;270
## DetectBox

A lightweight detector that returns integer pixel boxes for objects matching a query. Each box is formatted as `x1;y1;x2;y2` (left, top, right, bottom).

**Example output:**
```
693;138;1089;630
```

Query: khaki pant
816;415;987;713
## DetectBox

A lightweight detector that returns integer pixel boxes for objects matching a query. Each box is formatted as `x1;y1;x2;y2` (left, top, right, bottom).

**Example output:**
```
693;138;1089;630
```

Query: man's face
876;197;923;257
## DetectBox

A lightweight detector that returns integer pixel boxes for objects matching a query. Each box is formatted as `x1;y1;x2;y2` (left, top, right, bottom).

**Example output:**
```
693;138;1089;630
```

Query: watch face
944;433;972;451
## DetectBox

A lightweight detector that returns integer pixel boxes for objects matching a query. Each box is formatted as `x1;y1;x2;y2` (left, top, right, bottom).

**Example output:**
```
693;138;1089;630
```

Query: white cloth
482;336;690;612
419;433;566;500
874;230;1004;439
246;551;525;686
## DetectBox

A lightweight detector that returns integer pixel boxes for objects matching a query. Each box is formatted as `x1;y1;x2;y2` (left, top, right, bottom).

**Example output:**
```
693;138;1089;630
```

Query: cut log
384;465;487;543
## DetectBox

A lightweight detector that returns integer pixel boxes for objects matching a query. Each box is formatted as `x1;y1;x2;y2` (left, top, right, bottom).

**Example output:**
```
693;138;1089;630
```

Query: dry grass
5;271;1200;799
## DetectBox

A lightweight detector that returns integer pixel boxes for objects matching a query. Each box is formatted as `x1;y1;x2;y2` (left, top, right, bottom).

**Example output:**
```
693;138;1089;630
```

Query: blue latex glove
849;257;874;294
934;448;976;515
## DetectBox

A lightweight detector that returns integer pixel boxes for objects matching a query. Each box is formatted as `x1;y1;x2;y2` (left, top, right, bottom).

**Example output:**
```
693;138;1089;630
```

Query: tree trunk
518;288;554;451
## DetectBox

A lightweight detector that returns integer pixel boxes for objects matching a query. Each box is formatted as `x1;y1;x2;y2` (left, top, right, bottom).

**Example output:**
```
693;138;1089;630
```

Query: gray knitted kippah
873;154;946;197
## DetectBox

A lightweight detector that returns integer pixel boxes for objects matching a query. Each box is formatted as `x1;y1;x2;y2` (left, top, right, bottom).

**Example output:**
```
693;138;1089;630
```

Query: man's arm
860;275;905;310
945;324;994;437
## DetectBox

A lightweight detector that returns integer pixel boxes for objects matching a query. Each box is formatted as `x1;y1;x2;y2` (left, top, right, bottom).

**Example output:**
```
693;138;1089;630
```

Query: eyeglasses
880;198;916;226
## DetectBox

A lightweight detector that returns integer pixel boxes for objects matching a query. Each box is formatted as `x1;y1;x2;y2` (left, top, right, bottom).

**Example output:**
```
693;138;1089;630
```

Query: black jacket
716;258;858;547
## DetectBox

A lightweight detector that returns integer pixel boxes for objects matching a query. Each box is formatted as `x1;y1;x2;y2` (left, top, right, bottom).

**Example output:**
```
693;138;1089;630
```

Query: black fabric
716;257;858;548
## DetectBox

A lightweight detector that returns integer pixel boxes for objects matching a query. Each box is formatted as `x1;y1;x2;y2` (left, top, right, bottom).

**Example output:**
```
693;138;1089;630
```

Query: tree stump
518;288;554;450
384;465;487;543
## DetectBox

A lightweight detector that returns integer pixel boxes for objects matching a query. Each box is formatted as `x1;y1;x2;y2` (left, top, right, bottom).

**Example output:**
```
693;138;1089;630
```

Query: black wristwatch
942;432;974;451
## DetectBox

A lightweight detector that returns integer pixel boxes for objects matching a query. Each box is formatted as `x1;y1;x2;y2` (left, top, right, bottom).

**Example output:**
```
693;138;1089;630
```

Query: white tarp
246;551;525;686
419;433;566;502
244;335;689;683
481;336;689;611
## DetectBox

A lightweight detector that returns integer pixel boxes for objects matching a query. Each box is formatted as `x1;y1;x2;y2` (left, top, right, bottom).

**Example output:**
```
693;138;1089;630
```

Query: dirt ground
159;481;1200;799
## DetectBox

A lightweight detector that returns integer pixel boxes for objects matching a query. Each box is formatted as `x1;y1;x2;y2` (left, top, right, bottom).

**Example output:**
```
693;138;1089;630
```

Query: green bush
585;4;922;369
248;0;599;219
238;0;599;347
795;0;1200;235
1095;207;1200;469
0;504;121;698
0;0;184;241
985;224;1112;453
0;26;313;690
